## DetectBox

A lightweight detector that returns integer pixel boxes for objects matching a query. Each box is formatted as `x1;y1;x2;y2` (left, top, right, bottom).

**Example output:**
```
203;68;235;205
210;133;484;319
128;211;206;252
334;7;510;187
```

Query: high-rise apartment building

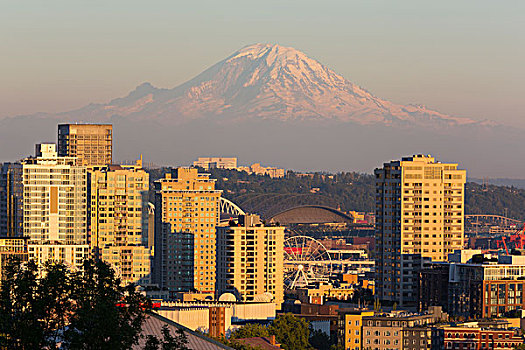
0;162;23;236
22;143;89;268
89;161;151;285
193;157;237;170
374;154;466;305
154;168;221;294
216;214;285;308
58;124;112;166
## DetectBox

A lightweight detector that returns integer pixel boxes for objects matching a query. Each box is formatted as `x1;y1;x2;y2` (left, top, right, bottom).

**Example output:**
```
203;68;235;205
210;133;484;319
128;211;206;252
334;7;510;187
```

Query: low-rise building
338;310;374;350
432;322;524;350
28;244;90;270
418;262;450;313
237;163;285;178
154;300;276;336
193;157;237;170
283;302;340;339
361;312;444;350
0;236;28;280
339;307;448;350
420;251;525;319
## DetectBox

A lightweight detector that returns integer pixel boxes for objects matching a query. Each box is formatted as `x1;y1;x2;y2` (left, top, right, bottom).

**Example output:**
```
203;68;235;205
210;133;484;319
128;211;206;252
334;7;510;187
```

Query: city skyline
2;1;525;347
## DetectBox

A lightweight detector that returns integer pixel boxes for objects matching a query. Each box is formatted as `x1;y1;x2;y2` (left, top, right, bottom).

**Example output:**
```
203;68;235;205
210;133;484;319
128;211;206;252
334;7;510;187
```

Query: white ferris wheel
283;236;332;290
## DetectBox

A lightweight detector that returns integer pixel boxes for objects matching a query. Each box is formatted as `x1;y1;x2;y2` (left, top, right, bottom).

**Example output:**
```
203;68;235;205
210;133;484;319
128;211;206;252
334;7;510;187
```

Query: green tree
230;323;270;339
227;315;312;350
329;343;345;350
0;260;73;350
64;259;150;350
39;261;74;348
309;329;331;350
0;258;153;349
210;335;260;350
0;259;47;349
269;314;311;350
143;325;190;350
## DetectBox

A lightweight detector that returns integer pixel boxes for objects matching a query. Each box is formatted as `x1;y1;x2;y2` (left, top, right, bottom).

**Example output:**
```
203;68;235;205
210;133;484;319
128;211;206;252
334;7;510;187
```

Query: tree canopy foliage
0;259;187;350
464;182;525;220
228;314;312;350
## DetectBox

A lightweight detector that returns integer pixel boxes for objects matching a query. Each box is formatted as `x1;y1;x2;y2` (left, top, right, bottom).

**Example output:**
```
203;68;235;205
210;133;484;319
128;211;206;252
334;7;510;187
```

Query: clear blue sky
1;0;524;126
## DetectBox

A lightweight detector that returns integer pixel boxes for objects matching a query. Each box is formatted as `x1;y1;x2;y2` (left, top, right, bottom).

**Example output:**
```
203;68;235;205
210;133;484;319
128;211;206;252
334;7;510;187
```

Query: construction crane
498;236;510;255
496;223;525;254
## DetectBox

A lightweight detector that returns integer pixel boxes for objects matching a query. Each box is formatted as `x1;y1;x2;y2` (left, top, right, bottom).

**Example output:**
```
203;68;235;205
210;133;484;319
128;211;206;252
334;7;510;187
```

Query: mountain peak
50;43;486;128
227;43;326;79
229;43;307;61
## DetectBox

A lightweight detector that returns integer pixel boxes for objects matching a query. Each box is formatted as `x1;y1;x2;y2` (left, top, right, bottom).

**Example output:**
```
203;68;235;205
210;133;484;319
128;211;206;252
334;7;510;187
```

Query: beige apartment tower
58;124;112;166
22;143;90;268
216;214;285;308
89;160;151;286
374;154;466;305
154;168;221;294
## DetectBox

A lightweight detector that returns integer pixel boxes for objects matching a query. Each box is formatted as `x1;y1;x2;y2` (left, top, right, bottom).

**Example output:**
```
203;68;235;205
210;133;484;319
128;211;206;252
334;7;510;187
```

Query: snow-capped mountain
2;43;519;177
57;43;489;127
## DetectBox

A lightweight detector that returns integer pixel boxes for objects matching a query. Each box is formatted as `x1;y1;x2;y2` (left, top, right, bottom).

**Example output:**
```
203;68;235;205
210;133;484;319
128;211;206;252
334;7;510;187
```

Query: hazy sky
1;0;524;126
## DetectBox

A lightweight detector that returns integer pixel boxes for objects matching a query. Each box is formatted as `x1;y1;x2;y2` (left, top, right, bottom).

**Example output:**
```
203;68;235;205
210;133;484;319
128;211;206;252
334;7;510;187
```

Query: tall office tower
153;168;221;294
0;163;23;236
23;143;90;268
58;124;112;166
89;160;151;285
374;154;466;306
216;214;284;308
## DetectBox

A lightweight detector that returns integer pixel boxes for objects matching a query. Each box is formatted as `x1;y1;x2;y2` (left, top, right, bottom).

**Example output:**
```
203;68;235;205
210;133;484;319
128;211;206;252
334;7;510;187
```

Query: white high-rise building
23;143;89;268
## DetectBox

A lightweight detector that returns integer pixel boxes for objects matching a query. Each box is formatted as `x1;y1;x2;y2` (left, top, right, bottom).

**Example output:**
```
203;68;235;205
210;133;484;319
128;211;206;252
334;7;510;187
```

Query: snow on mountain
87;43;484;127
10;43;492;128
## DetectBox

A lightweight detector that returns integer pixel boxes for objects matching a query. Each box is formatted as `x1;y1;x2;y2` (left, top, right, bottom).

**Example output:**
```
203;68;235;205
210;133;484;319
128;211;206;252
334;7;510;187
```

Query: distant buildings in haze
194;157;285;178
193;157;237;170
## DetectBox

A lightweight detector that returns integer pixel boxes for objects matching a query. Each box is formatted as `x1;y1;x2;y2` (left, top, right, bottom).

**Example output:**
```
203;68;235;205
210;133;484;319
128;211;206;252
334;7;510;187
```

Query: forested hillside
147;168;525;221
465;182;525;219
